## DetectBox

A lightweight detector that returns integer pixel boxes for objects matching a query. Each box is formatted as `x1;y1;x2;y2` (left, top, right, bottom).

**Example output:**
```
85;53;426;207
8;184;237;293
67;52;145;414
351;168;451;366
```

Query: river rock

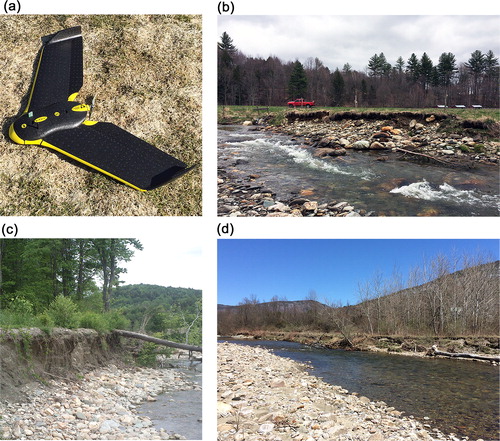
352;140;371;149
372;131;392;140
0;365;198;440
370;141;390;150
99;420;120;434
302;201;318;212
218;342;457;441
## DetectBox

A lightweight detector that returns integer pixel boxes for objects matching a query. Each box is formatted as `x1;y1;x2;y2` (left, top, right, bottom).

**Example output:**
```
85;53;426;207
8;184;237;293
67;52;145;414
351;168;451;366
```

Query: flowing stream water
137;363;202;440
218;125;500;216
220;339;499;440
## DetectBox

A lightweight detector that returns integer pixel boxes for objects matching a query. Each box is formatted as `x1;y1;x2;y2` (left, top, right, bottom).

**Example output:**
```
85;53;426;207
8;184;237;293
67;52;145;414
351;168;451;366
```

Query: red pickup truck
287;98;315;108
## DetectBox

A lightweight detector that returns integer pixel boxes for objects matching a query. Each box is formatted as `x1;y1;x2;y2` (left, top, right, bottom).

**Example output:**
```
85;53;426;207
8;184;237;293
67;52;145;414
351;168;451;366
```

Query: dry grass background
0;15;202;216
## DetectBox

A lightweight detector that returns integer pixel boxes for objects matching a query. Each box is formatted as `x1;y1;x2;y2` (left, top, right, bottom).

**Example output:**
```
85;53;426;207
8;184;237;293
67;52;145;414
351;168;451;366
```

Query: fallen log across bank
114;329;202;353
429;345;499;362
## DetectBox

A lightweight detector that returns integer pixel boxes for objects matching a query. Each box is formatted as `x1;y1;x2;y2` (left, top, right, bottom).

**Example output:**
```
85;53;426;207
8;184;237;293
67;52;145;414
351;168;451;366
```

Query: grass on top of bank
218;105;500;126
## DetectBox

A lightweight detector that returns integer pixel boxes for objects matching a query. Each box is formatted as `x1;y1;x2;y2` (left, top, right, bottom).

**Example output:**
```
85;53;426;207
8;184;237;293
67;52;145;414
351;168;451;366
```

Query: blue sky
218;239;499;306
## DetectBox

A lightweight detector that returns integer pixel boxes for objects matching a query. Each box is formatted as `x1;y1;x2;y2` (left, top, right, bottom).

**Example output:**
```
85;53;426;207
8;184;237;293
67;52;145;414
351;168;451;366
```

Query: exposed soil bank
0;328;122;403
224;331;500;362
277;110;500;167
218;342;462;441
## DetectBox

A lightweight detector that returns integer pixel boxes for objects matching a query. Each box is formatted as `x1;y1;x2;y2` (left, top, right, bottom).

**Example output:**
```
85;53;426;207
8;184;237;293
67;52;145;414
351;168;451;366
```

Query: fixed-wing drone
9;26;194;191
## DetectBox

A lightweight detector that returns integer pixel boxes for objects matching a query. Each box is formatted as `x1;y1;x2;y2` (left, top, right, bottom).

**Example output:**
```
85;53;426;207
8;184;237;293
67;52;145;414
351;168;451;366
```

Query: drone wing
41;121;194;191
25;26;83;113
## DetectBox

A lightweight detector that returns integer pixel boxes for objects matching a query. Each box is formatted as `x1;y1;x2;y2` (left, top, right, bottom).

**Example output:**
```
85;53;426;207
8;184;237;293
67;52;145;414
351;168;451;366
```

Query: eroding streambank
218;342;472;441
0;328;200;440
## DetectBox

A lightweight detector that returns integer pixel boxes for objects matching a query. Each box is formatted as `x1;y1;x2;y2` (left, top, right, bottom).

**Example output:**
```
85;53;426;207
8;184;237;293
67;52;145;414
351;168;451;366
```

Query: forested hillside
218;32;499;108
113;284;202;345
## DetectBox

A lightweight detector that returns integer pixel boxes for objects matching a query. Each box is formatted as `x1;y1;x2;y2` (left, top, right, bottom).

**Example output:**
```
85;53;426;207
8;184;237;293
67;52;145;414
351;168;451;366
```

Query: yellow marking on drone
23;46;45;113
72;104;91;112
34;116;47;123
39;139;147;192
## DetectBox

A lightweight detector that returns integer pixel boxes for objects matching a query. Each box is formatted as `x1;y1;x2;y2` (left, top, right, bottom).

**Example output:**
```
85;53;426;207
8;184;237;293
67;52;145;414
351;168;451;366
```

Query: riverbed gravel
218;342;474;441
0;364;200;440
218;115;499;217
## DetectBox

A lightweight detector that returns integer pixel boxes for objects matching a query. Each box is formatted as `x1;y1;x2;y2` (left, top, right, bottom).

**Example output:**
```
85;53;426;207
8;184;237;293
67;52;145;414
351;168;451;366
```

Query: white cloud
219;15;500;71
121;237;202;289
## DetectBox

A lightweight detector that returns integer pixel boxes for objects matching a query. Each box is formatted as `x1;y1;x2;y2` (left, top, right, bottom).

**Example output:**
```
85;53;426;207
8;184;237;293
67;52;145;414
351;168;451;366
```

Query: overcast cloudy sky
218;15;500;72
120;236;202;290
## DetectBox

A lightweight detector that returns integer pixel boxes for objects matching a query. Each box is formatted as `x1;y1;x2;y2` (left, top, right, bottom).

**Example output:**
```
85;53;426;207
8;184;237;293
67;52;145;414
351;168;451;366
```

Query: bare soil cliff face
0;328;122;402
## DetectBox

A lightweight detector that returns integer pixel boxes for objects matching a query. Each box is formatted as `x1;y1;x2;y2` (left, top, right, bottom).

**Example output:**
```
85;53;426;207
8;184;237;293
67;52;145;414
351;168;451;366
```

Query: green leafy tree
91;239;142;312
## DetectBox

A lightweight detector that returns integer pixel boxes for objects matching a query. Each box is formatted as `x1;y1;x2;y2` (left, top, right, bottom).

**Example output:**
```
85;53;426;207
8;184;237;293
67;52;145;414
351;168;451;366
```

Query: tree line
218;32;499;108
218;252;499;337
0;239;141;314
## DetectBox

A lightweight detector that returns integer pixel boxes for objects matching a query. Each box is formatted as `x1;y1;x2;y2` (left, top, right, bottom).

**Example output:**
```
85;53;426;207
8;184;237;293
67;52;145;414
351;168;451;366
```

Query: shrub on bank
46;295;79;329
103;310;130;331
78;312;108;333
1;295;132;334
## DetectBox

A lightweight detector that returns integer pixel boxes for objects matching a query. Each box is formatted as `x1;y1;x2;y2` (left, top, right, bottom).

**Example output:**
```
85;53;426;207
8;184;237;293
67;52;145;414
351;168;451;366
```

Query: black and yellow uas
9;26;194;191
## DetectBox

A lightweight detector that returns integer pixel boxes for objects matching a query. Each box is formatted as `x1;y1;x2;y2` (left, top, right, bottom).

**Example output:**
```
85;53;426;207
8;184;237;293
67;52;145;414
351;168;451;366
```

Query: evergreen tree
484;50;499;76
288;60;307;98
368;53;391;77
437;52;457;87
406;53;420;83
419;52;434;91
465;50;486;100
395;56;405;74
218;31;236;53
331;68;345;106
218;32;237;105
465;50;486;76
342;63;352;73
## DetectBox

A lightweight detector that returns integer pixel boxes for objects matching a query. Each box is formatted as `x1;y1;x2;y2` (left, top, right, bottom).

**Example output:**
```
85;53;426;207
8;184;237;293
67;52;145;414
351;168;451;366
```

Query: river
220;339;499;440
218;125;500;216
137;362;202;440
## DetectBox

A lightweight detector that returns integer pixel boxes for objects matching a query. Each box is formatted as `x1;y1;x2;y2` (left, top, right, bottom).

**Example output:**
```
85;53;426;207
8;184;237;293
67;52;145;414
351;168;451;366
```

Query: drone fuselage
10;101;90;144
